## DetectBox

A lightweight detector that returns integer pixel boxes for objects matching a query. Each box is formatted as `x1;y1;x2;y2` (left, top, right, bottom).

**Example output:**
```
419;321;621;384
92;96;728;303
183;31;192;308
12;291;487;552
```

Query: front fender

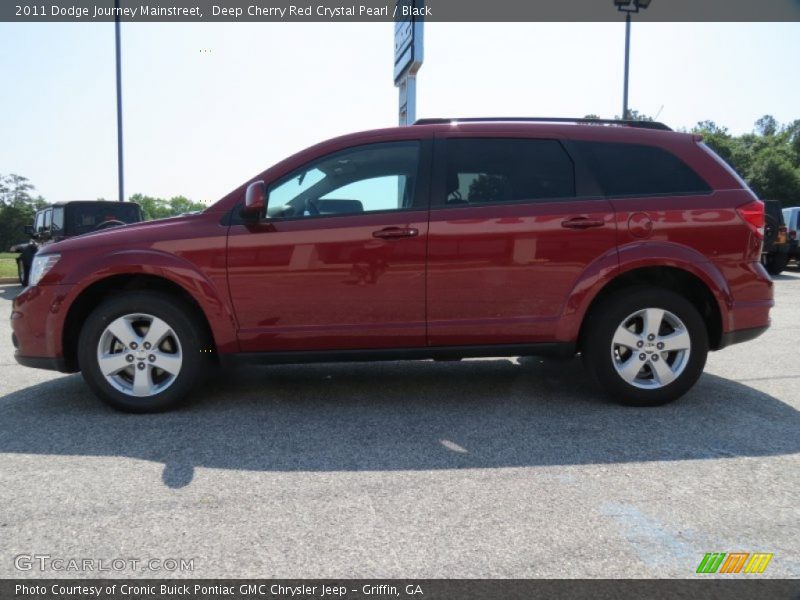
555;241;732;342
61;249;239;354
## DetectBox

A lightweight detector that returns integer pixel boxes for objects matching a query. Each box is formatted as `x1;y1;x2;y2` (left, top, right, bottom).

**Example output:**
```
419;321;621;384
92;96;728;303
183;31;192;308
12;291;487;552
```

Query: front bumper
14;354;70;372
11;283;76;372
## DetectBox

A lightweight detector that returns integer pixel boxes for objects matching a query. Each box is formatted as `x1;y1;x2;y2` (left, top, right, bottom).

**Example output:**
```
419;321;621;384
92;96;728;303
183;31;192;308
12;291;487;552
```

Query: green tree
692;116;800;205
0;173;37;206
755;115;779;137
747;146;800;204
615;109;654;122
129;193;205;220
0;174;46;250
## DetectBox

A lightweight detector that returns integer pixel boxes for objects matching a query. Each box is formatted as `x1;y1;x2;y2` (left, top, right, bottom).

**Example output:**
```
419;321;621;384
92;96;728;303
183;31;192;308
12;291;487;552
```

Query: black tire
582;286;709;407
17;246;36;286
17;258;27;286
78;291;210;413
764;252;789;276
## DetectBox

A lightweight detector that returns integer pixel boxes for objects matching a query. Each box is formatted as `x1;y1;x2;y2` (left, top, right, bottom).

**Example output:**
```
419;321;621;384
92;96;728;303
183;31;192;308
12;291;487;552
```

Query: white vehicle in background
782;207;800;263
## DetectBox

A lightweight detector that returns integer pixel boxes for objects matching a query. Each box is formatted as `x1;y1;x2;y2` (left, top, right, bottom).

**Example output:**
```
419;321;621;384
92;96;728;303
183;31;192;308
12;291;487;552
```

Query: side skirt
219;342;577;367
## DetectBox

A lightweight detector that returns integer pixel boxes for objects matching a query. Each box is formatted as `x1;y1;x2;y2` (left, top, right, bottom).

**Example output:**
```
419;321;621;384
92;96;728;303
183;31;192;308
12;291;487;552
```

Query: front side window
574;141;711;197
267;141;421;219
441;138;575;206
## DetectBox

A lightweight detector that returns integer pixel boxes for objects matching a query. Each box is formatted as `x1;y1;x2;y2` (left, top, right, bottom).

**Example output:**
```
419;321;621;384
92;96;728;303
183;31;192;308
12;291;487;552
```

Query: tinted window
443;138;575;206
574;141;711;197
52;206;64;233
65;203;142;235
267;142;420;219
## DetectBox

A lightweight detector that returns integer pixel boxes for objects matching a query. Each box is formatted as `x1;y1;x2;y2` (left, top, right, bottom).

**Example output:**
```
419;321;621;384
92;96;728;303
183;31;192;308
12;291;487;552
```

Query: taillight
736;200;765;239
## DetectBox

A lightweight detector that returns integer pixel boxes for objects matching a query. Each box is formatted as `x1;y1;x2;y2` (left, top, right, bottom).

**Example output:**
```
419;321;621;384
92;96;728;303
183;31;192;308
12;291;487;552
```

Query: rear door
426;134;618;346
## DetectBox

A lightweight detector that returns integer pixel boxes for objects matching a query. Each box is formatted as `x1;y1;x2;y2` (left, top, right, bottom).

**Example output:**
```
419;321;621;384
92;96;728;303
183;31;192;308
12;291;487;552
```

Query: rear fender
555;241;732;342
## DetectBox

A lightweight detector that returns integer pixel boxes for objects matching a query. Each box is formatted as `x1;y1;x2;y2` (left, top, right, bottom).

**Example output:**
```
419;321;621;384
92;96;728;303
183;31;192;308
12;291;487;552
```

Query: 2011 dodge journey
11;118;774;412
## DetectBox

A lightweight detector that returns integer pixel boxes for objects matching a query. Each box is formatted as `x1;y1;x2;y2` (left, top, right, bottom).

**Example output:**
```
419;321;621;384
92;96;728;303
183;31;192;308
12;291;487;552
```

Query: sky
1;21;799;204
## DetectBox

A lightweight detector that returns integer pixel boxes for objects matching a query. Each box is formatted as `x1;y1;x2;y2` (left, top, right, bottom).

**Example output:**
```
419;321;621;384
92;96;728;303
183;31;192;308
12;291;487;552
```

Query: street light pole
614;0;651;121
115;0;124;202
622;11;631;120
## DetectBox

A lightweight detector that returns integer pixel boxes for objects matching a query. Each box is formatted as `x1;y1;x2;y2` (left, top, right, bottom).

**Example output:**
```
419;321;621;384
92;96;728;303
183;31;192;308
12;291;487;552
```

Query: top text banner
4;0;800;22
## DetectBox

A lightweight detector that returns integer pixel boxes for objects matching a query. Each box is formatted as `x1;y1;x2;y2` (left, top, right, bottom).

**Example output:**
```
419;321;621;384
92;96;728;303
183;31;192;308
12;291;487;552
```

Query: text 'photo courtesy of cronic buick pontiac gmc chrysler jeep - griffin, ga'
10;118;774;412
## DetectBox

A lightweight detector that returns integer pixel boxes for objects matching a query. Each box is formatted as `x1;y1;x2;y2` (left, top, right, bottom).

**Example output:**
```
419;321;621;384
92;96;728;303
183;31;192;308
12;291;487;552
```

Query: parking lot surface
1;276;798;579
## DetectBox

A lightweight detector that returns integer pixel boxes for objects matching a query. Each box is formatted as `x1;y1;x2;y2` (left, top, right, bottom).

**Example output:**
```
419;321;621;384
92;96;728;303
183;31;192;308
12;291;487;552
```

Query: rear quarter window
574;141;711;197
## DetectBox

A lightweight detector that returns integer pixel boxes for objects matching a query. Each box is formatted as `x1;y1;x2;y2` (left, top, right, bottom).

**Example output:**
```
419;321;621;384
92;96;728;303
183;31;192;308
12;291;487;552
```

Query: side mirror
242;180;267;220
24;225;34;236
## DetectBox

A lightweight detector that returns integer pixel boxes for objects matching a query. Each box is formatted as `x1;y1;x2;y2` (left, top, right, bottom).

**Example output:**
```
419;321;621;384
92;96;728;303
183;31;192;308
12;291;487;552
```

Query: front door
227;140;431;353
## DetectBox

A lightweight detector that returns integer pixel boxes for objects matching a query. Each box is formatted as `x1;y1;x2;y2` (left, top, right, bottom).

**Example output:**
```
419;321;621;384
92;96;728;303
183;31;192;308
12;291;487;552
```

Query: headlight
28;253;60;287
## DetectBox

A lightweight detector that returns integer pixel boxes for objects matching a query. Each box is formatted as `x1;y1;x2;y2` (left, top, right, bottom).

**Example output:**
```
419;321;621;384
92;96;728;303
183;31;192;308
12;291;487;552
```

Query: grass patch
0;253;18;279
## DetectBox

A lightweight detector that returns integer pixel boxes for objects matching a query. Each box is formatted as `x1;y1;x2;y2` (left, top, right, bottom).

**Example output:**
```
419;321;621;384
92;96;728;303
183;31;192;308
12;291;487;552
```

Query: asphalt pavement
0;275;798;578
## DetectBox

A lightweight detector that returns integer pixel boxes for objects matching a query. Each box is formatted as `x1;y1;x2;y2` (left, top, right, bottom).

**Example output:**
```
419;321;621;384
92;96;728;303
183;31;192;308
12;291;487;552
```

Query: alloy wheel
96;313;183;397
610;307;691;390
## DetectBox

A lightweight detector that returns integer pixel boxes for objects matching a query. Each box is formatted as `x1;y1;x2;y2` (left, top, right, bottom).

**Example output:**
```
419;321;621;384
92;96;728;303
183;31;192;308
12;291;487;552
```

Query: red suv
10;118;773;412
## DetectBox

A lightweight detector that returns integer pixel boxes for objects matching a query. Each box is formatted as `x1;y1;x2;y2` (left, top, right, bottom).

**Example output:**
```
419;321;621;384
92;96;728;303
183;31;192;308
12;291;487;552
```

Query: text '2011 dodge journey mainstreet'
11;118;774;412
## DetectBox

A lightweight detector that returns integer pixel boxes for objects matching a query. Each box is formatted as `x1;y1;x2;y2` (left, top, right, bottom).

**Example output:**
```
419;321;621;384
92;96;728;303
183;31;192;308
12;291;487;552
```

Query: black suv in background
761;200;793;275
11;200;143;285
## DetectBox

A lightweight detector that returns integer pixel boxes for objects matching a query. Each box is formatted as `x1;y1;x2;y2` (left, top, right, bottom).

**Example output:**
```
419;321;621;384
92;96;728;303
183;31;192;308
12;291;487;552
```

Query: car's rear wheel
78;291;209;412
582;287;708;407
763;252;789;276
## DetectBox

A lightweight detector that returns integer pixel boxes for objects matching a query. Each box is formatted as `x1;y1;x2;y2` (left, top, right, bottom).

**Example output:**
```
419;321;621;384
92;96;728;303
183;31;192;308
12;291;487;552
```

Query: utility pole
115;0;125;201
614;0;652;120
622;11;631;120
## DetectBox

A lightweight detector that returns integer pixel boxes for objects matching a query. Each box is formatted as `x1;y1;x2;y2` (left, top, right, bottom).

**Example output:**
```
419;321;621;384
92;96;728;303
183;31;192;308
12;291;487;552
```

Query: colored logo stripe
744;553;773;574
720;553;749;573
697;553;726;573
696;552;773;574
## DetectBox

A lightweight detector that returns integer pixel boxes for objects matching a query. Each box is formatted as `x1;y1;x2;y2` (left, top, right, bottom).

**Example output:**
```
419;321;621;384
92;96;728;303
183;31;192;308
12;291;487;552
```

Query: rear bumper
717;324;769;350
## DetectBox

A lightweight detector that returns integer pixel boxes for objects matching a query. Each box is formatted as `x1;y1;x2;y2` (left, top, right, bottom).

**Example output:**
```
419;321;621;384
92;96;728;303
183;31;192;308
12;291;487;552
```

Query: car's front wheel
17;258;27;286
582;287;708;407
17;246;36;286
78;291;210;412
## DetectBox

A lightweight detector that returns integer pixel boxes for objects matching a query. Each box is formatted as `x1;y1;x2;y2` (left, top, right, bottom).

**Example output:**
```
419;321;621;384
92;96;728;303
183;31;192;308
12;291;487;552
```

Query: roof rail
412;117;672;131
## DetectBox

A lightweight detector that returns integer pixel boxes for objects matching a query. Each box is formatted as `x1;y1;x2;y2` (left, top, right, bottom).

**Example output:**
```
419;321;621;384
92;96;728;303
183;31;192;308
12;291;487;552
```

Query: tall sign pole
394;0;424;126
622;11;631;120
115;0;125;201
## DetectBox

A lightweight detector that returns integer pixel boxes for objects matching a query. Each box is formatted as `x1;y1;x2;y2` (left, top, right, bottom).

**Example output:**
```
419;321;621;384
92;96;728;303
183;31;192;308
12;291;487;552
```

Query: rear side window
66;203;142;235
442;138;575;206
574;141;711;197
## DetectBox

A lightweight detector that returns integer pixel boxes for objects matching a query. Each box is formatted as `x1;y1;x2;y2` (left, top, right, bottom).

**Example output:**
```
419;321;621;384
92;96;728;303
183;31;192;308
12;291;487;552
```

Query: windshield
65;203;142;235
